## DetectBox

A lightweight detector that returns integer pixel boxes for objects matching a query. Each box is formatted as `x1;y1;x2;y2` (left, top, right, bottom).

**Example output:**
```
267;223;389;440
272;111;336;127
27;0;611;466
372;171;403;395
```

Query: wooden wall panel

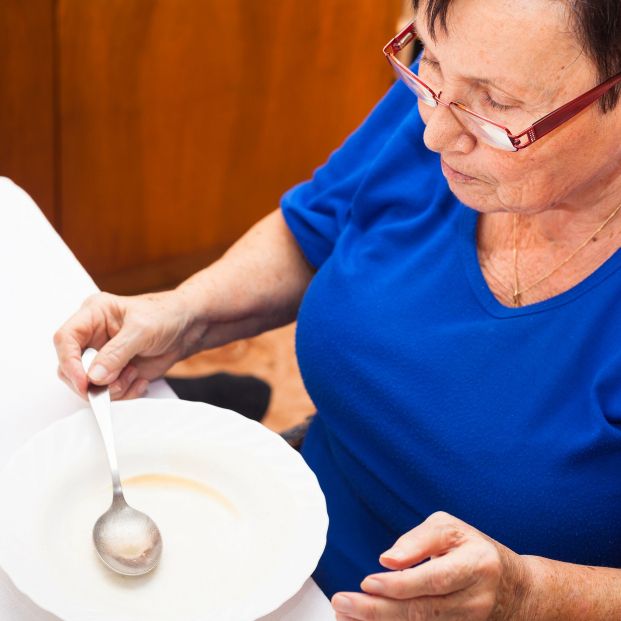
58;0;402;292
0;0;55;225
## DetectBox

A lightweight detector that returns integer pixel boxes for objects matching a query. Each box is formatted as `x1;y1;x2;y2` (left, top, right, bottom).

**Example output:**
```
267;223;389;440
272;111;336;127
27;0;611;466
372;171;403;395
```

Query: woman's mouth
441;159;478;183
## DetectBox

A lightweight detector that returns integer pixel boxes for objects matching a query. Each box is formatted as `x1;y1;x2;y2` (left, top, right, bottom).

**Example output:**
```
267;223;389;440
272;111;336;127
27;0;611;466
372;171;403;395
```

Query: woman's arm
54;208;314;398
175;208;315;348
522;555;621;620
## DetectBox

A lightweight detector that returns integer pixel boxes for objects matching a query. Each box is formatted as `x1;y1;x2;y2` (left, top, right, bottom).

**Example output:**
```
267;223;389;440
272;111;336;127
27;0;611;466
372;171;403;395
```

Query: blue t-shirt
280;77;621;598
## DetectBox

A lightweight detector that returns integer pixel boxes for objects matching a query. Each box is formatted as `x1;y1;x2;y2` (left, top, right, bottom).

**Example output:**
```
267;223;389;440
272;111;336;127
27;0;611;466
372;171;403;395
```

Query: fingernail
332;595;353;614
382;547;406;560
137;379;149;396
362;577;384;593
88;364;108;382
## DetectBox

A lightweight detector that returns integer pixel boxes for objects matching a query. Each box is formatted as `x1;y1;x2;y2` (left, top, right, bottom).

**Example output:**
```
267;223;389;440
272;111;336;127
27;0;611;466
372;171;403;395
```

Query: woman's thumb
86;330;143;385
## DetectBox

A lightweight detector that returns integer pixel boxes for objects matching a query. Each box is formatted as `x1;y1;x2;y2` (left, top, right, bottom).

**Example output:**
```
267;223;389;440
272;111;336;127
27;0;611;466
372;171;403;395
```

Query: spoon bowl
93;497;163;575
82;348;163;576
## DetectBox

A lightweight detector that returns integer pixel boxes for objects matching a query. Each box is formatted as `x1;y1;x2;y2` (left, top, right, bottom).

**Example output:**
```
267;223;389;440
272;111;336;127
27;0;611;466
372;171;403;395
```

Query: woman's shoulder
280;76;447;268
347;95;455;232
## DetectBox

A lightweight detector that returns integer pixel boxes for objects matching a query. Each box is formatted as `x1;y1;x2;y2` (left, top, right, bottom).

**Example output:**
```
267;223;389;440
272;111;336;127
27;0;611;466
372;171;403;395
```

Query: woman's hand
54;288;208;400
331;511;532;621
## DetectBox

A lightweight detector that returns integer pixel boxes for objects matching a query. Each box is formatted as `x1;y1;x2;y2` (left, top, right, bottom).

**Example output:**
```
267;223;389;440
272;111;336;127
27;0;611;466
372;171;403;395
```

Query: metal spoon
82;348;162;576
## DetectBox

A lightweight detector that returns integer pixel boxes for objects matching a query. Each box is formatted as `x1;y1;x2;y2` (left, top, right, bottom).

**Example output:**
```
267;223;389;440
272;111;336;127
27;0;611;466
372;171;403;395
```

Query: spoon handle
82;348;124;498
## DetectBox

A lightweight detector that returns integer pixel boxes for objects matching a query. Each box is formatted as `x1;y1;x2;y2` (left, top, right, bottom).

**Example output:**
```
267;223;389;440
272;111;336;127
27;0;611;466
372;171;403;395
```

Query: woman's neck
476;182;621;307
480;168;621;253
521;198;621;249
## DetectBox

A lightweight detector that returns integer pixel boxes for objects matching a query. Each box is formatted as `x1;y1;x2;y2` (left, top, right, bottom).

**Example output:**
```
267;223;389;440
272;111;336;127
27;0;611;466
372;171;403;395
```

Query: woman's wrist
172;279;215;352
173;267;277;354
514;555;546;620
516;554;621;620
175;273;214;323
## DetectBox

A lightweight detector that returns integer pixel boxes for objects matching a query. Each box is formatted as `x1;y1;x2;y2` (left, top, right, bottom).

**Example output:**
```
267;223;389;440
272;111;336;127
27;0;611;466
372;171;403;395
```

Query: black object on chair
280;414;316;451
166;372;271;422
166;372;315;451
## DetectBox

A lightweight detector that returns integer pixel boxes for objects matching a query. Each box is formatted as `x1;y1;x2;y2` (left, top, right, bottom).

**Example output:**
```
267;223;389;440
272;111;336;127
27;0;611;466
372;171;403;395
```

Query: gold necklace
512;202;621;307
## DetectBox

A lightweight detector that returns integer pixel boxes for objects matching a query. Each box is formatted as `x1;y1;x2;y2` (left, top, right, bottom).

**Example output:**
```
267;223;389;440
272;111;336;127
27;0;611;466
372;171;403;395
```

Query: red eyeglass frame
383;22;621;151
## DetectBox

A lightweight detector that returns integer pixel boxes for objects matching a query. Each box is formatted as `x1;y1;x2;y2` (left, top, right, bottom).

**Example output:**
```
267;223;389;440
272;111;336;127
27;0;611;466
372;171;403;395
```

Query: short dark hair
411;0;621;112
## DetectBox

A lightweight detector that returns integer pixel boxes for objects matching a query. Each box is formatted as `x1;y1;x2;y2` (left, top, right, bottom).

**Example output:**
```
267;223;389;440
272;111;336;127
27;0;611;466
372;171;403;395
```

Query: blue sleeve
280;77;417;269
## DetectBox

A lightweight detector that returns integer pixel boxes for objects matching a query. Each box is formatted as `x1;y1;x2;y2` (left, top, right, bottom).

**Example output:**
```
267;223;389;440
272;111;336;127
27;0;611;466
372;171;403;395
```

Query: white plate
0;398;327;621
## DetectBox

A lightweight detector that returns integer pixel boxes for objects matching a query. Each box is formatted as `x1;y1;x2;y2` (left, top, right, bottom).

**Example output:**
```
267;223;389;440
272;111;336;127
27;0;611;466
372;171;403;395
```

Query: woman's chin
445;179;500;213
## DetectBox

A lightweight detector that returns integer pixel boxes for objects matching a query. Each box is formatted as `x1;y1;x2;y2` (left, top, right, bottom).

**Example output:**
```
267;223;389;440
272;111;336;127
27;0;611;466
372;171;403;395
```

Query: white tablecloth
0;177;335;621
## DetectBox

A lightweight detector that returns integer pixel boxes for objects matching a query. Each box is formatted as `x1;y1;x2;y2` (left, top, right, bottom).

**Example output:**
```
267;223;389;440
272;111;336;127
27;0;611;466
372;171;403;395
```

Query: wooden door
0;0;56;224
1;1;402;293
58;0;402;292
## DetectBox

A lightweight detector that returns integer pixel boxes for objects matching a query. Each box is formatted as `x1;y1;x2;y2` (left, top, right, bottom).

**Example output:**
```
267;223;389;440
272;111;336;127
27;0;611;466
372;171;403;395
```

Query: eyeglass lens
389;57;516;151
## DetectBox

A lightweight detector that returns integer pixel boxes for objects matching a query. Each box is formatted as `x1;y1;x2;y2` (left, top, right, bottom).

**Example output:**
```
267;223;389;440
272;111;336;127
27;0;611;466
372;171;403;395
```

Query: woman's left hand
331;511;532;621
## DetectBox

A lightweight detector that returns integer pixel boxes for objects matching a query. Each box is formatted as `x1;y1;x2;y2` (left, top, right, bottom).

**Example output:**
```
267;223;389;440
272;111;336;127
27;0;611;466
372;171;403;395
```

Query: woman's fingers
118;377;150;401
54;319;91;394
57;366;77;394
379;511;469;569
108;364;139;400
54;293;122;391
85;324;147;386
332;591;455;621
60;358;148;401
361;550;476;599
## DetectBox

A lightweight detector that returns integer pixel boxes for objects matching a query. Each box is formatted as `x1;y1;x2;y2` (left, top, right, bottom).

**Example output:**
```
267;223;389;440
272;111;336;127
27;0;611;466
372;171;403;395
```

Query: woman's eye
420;56;440;71
482;92;514;112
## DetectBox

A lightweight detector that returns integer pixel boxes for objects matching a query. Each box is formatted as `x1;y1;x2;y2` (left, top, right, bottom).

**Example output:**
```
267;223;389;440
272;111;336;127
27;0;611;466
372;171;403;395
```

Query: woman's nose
421;100;476;155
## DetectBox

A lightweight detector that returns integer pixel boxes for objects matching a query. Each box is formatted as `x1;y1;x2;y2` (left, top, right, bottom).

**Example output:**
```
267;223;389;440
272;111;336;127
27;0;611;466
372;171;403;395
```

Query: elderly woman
55;0;621;618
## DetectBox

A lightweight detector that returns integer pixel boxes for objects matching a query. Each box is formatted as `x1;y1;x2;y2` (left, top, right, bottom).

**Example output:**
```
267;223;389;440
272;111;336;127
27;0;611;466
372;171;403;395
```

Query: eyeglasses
383;21;621;151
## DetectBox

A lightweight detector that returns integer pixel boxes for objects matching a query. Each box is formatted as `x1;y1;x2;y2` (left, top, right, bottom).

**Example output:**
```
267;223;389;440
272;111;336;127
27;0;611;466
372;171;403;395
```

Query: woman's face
415;0;621;215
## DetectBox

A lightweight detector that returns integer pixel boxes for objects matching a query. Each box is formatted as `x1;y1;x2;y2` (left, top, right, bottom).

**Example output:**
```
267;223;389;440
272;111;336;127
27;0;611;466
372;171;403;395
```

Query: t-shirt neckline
459;204;621;318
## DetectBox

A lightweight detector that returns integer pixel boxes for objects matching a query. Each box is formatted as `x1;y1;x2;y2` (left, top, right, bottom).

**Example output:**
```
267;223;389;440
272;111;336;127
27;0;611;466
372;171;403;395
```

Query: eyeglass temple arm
511;73;621;149
383;23;416;56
